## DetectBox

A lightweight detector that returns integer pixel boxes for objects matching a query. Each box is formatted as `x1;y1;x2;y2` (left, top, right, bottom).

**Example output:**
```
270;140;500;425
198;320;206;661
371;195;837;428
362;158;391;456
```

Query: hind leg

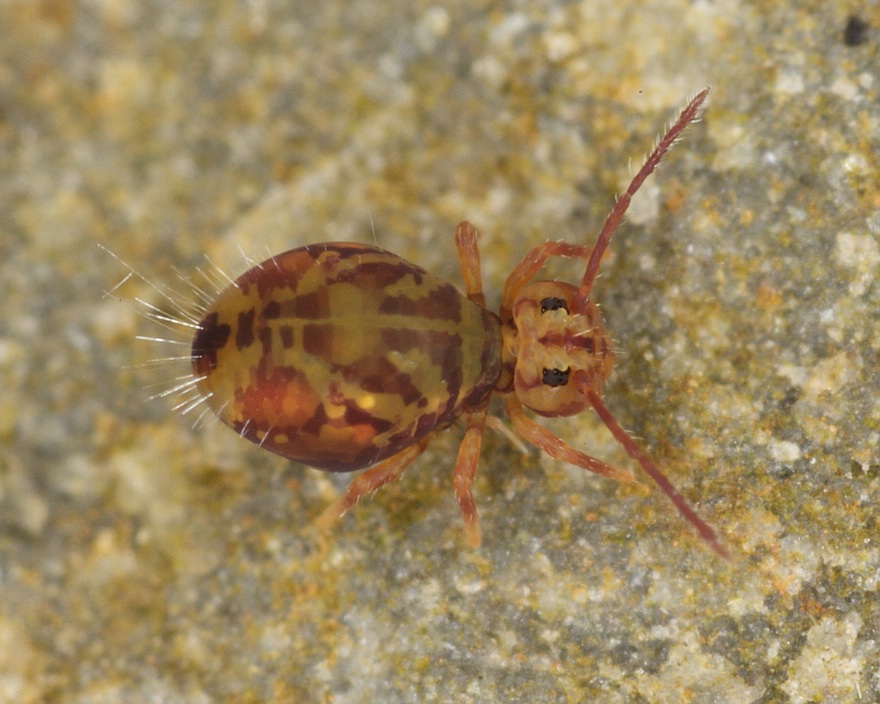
315;439;431;529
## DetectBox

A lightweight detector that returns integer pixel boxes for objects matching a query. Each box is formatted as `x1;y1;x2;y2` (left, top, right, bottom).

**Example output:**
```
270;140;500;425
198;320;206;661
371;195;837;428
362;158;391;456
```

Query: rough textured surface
1;1;878;702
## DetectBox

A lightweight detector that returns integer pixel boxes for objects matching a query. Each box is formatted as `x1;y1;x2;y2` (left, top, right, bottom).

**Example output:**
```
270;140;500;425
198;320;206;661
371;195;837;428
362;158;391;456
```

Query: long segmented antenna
570;88;730;559
579;381;731;560
574;88;710;310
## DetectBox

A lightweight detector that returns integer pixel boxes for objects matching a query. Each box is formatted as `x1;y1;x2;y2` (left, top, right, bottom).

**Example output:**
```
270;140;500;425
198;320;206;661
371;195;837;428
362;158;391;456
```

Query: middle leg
452;406;490;548
454;220;488;307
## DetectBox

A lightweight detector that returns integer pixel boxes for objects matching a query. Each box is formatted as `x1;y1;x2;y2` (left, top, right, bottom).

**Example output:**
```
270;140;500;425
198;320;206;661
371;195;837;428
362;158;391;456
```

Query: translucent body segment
192;243;503;471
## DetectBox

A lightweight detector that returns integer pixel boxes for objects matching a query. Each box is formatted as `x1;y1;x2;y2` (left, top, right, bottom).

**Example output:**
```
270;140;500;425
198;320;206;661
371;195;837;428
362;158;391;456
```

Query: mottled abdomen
192;243;503;471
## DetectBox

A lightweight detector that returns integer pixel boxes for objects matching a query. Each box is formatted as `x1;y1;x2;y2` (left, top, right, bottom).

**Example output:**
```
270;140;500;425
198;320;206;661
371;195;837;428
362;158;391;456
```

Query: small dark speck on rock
843;15;871;46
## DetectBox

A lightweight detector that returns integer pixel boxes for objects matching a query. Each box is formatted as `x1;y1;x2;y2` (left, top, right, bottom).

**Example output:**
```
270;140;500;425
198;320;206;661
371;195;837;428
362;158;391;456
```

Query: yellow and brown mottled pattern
192;243;503;471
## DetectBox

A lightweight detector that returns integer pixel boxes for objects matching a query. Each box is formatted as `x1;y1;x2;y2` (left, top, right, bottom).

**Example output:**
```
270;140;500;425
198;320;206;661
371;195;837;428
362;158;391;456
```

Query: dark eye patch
540;297;568;313
542;367;570;387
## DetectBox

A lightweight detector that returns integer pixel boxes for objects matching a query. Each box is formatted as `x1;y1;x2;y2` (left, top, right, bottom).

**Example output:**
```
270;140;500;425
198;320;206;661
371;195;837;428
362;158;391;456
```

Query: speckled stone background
1;1;878;702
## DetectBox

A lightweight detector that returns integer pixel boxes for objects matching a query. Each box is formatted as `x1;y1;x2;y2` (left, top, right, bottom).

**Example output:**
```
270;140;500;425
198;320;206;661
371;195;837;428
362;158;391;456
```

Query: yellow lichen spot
755;282;783;311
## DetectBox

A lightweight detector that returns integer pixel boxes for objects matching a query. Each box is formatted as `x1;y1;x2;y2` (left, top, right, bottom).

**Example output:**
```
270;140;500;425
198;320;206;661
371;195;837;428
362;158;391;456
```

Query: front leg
503;394;635;483
500;241;593;320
